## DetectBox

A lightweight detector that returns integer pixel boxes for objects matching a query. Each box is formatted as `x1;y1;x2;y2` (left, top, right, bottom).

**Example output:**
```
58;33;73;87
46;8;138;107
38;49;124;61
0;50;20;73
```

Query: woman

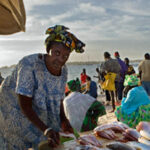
124;57;135;75
84;76;98;98
115;75;150;128
0;25;85;150
64;79;106;132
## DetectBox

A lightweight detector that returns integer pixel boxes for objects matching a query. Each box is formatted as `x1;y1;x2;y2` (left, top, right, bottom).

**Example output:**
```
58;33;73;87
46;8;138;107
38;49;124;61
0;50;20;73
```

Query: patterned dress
0;53;67;150
115;86;150;128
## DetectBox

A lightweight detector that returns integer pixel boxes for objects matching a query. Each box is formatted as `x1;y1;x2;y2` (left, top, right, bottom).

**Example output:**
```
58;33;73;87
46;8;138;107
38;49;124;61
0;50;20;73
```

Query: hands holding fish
44;129;60;148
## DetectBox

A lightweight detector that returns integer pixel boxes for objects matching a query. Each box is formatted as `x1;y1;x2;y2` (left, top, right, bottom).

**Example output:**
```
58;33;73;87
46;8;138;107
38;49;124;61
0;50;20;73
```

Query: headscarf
45;25;85;53
124;74;140;87
67;79;81;92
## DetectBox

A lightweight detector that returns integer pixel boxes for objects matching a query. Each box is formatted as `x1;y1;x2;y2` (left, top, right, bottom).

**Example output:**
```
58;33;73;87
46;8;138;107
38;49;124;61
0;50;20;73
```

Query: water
67;63;100;82
0;62;139;82
67;62;139;82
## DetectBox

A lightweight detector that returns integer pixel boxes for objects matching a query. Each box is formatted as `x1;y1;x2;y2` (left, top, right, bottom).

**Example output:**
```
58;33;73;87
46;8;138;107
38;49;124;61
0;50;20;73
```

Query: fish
136;122;150;132
68;145;111;150
59;132;76;139
117;122;129;129
123;129;141;142
106;142;136;150
127;141;150;150
78;134;102;147
94;123;125;133
140;130;150;140
95;129;117;140
126;129;141;140
138;136;150;146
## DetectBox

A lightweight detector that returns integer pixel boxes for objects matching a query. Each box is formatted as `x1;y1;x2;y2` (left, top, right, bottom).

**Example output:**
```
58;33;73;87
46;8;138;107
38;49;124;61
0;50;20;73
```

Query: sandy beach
97;94;117;125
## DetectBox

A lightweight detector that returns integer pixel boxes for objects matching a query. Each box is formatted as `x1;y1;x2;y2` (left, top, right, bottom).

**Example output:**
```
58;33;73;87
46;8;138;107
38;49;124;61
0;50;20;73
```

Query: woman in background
64;79;106;132
115;75;150;128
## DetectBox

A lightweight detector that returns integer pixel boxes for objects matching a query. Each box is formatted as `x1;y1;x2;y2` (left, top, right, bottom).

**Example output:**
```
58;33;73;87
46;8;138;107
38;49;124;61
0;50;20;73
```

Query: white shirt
63;92;95;131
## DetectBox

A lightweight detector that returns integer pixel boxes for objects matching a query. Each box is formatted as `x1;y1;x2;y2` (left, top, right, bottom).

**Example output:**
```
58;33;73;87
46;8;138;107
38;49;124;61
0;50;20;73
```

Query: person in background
93;68;101;82
114;51;128;105
84;76;98;98
100;52;121;112
138;53;150;96
115;75;150;128
99;63;111;105
80;68;87;84
75;77;81;92
0;25;85;150
124;57;135;75
93;67;104;95
0;72;4;85
64;79;106;132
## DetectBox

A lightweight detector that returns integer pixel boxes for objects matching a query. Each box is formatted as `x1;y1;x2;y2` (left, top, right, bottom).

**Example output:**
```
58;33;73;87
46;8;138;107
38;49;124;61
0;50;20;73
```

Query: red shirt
80;73;87;84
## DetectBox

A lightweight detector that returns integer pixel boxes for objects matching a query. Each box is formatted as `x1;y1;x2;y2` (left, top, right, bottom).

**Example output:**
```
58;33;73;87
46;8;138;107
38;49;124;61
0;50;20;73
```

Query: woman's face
47;43;71;71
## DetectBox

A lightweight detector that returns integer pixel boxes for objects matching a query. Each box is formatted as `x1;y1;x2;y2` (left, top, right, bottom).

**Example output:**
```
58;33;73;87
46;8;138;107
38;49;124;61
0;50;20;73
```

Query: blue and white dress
0;53;67;150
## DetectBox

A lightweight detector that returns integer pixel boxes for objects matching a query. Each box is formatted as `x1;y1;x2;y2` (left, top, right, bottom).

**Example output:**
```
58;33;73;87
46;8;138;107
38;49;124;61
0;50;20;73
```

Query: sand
97;94;117;125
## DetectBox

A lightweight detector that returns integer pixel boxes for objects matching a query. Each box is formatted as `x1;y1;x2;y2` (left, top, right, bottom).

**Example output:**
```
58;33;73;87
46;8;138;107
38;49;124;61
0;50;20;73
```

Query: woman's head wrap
124;75;140;87
67;79;81;92
45;25;85;53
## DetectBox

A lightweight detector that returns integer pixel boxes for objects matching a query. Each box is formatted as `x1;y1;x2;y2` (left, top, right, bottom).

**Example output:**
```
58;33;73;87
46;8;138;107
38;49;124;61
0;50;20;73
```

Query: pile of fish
66;121;150;150
93;121;141;143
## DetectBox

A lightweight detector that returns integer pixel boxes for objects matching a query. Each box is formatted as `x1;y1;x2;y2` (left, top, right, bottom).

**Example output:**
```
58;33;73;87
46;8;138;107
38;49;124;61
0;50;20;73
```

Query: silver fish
68;145;111;150
106;142;136;150
127;141;150;150
138;136;150;146
140;130;150;140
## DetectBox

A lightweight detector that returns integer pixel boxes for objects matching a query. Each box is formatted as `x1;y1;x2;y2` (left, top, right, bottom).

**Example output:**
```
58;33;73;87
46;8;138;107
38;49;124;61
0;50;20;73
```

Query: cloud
112;0;150;16
79;3;106;14
0;0;150;67
16;0;150;41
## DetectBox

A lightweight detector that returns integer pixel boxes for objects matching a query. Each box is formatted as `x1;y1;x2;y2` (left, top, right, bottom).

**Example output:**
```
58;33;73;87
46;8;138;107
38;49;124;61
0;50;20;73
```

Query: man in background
114;51;127;104
100;52;121;112
138;53;150;96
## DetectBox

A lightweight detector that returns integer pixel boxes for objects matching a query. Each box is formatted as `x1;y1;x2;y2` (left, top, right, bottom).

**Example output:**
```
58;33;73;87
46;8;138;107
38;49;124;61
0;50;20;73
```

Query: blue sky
0;0;150;67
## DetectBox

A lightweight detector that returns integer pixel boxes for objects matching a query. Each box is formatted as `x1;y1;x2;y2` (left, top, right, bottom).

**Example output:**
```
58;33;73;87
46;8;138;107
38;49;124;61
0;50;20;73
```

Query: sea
0;62;139;83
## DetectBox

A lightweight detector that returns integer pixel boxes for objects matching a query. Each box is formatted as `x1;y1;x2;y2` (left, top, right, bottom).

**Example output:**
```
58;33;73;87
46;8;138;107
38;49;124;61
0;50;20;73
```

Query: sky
0;0;150;67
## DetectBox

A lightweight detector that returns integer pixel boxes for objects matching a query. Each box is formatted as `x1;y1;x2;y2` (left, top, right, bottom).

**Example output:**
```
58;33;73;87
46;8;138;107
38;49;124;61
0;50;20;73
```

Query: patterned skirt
115;104;150;128
80;101;106;132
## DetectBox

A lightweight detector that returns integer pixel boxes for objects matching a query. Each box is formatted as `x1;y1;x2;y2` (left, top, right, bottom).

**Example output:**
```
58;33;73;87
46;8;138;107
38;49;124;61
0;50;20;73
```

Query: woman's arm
60;99;73;133
18;94;48;132
18;94;60;147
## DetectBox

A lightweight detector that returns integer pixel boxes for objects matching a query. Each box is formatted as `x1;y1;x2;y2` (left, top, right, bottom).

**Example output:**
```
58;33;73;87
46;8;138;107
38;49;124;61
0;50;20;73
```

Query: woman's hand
61;119;74;133
136;121;150;132
46;129;60;148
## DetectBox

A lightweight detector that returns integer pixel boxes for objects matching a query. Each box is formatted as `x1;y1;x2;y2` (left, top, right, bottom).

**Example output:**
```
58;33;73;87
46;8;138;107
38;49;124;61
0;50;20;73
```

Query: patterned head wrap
124;75;140;87
67;79;81;92
45;25;85;53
